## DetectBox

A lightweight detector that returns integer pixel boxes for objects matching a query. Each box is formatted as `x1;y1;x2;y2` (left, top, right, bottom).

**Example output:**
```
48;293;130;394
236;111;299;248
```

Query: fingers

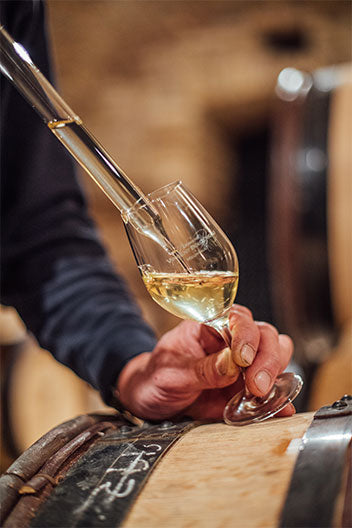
199;324;228;355
228;306;260;367
245;323;293;397
276;402;296;417
193;308;294;398
192;347;241;390
184;381;241;420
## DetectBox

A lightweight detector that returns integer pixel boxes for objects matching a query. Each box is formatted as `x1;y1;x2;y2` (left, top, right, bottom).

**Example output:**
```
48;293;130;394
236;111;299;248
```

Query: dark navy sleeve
0;0;157;404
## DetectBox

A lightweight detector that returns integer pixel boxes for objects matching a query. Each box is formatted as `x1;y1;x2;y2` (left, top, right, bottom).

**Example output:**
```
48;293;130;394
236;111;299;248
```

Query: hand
116;305;295;421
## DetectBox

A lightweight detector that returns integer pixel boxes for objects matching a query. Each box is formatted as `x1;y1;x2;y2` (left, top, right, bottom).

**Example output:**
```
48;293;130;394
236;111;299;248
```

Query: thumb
193;347;240;390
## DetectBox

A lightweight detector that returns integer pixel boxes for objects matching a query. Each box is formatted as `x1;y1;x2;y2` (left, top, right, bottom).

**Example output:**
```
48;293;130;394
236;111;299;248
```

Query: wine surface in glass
142;270;239;324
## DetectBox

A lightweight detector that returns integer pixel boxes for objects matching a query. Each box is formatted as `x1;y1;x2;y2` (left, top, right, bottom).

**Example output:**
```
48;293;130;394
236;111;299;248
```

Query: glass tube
0;25;160;229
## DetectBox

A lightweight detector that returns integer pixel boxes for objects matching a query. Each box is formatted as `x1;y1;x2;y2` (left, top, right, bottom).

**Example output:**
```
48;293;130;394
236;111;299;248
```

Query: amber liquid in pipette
48;118;190;272
48;118;147;212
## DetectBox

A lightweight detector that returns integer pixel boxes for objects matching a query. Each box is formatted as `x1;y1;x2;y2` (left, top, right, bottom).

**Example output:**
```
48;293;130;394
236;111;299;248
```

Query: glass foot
223;372;303;426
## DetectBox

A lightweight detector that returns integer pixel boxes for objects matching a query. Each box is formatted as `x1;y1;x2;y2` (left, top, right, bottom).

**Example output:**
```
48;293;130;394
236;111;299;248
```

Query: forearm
0;0;157;404
37;254;157;404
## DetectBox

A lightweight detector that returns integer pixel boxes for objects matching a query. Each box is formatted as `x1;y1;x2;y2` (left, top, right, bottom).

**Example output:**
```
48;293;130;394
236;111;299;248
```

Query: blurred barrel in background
269;64;352;407
0;308;109;473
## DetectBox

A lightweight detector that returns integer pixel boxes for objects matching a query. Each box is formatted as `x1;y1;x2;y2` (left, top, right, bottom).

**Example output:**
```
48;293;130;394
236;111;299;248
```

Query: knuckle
231;319;260;350
256;321;279;336
230;304;253;319
279;333;294;348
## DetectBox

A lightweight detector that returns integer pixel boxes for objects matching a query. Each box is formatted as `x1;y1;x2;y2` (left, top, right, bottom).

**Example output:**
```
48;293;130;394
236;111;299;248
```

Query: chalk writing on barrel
73;443;162;518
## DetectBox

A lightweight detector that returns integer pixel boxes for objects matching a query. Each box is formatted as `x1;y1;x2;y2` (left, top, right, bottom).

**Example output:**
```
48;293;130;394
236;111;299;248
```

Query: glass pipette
0;24;188;266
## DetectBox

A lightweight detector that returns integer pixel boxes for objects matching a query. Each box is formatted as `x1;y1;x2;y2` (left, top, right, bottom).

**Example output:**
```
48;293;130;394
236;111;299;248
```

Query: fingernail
254;370;271;394
240;344;255;366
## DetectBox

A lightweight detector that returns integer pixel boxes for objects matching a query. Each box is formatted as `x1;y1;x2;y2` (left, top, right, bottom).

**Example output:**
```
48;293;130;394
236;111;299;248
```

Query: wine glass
123;181;303;425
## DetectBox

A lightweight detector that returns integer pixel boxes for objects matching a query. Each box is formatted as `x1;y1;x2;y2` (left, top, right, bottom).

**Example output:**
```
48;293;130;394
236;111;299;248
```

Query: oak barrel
269;64;352;401
1;411;349;528
1;333;108;463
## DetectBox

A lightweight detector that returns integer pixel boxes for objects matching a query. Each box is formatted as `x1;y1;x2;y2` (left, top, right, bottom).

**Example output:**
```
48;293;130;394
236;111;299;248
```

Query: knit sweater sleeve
0;0;157;405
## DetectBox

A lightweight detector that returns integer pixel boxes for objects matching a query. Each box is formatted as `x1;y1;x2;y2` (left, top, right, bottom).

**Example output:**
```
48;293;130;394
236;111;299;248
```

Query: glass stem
217;324;232;349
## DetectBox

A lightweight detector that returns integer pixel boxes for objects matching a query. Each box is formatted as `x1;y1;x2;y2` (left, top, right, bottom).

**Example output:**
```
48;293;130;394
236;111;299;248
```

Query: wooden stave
0;412;123;525
124;413;316;528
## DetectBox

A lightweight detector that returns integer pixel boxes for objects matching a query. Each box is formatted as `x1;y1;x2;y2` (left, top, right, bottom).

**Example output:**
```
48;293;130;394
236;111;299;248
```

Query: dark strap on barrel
30;419;198;528
279;395;352;528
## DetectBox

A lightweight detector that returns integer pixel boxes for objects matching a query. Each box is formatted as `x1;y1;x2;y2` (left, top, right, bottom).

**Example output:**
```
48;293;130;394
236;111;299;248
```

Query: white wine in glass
124;181;302;425
143;271;238;325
